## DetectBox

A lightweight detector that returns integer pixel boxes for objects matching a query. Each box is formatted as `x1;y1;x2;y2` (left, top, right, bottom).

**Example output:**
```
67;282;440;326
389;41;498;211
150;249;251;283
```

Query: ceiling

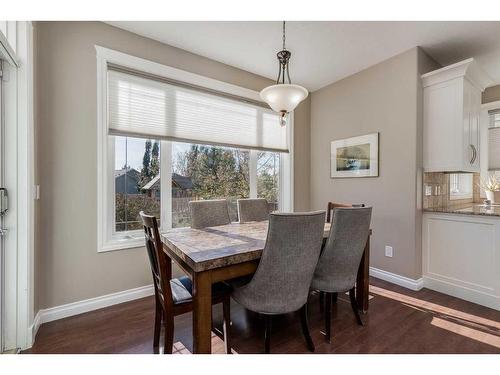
106;21;500;91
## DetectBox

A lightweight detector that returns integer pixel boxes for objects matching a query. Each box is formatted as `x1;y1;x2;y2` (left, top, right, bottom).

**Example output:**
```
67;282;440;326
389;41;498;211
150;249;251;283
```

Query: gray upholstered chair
231;211;326;353
188;199;231;229
326;202;365;223
237;198;270;222
320;202;365;307
311;207;372;343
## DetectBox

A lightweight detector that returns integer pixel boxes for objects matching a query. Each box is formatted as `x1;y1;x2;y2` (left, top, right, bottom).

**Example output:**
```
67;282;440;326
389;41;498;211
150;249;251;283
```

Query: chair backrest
313;207;372;293
237;198;270;222
140;211;173;310
239;211;326;314
326;202;365;223
189;199;231;229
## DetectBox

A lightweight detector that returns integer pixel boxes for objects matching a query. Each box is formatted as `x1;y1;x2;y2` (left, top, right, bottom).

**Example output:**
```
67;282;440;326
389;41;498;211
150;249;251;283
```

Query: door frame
0;21;35;352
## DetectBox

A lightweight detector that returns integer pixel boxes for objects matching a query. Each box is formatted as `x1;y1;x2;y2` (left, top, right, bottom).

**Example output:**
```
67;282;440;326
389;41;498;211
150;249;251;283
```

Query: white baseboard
28;284;154;348
28;310;42;348
370;267;424;291
27;268;423;348
424;276;500;311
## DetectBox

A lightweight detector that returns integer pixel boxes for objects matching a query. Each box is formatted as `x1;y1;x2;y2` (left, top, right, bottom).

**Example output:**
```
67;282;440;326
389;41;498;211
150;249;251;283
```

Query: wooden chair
140;211;232;354
320;202;366;308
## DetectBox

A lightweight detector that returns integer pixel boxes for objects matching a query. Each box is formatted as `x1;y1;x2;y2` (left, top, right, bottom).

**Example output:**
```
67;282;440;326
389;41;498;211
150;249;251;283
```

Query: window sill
98;237;145;253
449;194;473;201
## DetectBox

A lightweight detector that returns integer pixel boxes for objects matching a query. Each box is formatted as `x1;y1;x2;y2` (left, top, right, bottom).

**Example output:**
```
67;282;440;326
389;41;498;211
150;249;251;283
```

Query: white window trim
449;173;473;200
96;46;294;252
480;100;500;198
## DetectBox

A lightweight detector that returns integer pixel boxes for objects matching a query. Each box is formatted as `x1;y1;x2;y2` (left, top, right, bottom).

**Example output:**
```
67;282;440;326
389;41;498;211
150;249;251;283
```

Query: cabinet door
423;79;463;171
471;87;481;169
463;80;480;171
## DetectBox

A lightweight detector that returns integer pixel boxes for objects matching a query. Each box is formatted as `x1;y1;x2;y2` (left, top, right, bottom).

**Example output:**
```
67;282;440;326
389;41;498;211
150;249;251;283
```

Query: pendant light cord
282;21;286;50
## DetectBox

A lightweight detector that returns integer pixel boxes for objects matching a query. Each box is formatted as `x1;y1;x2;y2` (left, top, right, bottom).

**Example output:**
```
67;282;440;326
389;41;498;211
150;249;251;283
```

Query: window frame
480;100;500;199
448;173;473;200
96;46;294;252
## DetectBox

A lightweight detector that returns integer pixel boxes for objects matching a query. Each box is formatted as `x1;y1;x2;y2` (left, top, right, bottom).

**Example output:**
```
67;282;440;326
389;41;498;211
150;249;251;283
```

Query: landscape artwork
330;133;379;178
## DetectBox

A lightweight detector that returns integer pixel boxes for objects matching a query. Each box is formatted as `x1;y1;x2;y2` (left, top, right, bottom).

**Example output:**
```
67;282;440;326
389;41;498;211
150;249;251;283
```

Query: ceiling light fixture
260;21;308;127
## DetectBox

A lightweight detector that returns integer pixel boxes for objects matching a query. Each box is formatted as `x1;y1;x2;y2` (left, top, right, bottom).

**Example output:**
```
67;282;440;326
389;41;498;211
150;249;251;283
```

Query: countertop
423;204;500;217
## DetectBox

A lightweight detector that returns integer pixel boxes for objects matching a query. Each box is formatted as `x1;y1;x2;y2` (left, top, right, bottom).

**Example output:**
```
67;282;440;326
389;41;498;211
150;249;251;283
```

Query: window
172;143;250;227
489;109;500;129
489;109;500;171
97;47;293;252
114;136;161;232
257;151;280;212
449;173;473;200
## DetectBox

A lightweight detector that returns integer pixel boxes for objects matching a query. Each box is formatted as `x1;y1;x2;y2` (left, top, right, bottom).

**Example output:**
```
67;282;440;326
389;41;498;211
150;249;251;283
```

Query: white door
0;58;8;353
0;27;19;352
0;59;4;352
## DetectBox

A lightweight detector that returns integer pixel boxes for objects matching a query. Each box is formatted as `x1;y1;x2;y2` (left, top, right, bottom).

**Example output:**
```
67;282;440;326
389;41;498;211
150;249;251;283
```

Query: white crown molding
421;57;493;91
370;267;424;291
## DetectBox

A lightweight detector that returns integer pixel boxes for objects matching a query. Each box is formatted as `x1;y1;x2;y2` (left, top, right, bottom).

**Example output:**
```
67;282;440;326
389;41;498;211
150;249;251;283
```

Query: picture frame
330;133;379;178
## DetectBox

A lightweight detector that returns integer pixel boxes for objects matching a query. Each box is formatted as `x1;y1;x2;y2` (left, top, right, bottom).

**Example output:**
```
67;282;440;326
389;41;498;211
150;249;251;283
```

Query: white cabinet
423;212;500;310
423;58;492;172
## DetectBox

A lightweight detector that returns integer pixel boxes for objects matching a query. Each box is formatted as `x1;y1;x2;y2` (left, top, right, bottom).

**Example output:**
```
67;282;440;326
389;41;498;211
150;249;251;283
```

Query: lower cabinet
423;212;500;310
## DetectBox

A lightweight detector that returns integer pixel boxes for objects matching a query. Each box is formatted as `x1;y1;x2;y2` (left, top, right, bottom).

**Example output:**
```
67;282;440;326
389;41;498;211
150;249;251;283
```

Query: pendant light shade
260;21;308;126
260;84;308;113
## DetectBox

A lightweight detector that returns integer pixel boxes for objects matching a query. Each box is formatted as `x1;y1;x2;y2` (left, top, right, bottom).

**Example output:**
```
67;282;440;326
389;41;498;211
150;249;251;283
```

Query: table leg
356;235;370;312
192;270;212;354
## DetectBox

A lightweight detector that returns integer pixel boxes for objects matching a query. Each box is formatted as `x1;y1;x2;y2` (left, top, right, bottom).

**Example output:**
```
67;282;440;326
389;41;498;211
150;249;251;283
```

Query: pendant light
260;21;308;126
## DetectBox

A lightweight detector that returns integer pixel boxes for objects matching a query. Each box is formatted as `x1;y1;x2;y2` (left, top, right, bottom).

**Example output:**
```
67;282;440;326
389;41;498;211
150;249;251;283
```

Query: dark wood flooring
25;278;500;354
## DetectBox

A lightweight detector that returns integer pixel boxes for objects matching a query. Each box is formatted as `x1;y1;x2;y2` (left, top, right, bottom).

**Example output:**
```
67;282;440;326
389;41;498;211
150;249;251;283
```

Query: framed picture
330;133;379;178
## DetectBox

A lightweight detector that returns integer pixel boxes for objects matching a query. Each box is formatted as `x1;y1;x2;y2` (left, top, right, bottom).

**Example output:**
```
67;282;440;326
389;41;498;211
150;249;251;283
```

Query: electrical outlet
425;185;432;196
33;185;40;200
385;245;393;258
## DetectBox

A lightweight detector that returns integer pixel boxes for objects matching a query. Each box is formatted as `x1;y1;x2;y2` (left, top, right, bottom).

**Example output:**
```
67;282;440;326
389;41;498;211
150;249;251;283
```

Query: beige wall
34;21;310;309
483;84;500;104
293;96;311;211
310;47;439;279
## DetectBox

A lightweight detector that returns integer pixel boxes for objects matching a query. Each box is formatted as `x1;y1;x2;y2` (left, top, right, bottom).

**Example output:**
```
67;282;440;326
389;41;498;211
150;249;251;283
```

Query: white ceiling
106;21;500;91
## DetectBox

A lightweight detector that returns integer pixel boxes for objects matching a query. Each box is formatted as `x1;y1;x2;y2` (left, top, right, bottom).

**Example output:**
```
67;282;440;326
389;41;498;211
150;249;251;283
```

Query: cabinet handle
470;144;477;165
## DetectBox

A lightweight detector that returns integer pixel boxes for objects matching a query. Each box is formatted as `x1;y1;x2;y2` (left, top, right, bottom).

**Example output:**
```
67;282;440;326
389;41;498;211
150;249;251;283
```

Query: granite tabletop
161;221;331;272
424;204;500;217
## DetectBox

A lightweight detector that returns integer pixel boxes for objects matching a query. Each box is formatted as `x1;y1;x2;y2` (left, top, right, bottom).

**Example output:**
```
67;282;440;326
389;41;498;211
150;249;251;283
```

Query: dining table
160;220;371;354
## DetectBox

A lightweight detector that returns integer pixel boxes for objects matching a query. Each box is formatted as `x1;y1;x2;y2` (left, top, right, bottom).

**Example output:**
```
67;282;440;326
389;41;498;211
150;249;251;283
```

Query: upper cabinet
423;58;493;172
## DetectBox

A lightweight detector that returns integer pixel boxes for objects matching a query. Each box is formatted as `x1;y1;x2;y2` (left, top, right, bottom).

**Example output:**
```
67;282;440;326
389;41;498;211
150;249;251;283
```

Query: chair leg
153;301;162;354
319;291;324;311
163;315;174;354
324;292;332;343
264;315;272;354
349;287;363;326
299;304;315;352
222;297;232;354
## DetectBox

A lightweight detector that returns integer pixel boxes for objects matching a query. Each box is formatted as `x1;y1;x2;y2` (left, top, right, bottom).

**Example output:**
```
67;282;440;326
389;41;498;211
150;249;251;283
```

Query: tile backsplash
423;172;480;210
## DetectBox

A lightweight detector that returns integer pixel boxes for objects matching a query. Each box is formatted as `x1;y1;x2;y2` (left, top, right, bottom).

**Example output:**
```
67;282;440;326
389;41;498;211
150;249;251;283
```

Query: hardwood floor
24;278;500;354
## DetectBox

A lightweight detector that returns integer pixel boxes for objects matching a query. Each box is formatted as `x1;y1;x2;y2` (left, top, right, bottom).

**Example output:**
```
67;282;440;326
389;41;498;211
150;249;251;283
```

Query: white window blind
489;127;500;170
107;68;288;152
489;109;500;129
